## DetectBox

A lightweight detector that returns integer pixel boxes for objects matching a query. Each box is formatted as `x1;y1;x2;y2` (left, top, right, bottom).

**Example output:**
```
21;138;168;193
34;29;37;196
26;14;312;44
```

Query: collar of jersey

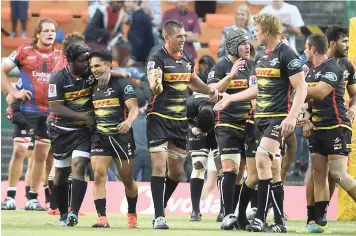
34;44;54;53
162;46;183;59
264;41;283;55
314;57;333;68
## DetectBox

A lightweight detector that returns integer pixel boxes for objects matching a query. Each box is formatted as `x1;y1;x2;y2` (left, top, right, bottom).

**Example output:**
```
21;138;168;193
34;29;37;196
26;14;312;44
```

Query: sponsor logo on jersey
322;72;337;82
249;75;257;87
287;59;302;70
65;88;91;101
164;73;191;82
124;85;135;95
269;58;279;66
227;79;248;89
104;88;115;96
343;70;350;79
32;71;51;82
93;98;120;108
255;68;281;78
307;82;318;87
27;56;36;60
48;84;57;98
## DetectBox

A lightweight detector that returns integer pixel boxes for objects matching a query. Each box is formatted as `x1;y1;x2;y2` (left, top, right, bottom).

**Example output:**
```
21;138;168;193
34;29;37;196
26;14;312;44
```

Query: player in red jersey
1;18;64;211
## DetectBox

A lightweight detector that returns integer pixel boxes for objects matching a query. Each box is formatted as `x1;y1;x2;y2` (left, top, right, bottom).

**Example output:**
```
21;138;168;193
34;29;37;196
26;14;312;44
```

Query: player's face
304;40;313;62
37;22;56;47
167;27;185;52
335;36;349;58
254;25;266;46
72;52;90;76
90;57;111;78
237;42;250;60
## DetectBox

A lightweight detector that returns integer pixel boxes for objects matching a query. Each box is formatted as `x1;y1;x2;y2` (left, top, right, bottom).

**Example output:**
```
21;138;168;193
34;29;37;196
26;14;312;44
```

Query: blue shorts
11;1;29;21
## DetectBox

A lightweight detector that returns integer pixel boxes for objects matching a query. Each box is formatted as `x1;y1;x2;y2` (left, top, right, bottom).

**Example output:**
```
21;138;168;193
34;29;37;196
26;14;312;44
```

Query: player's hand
347;105;356;123
112;67;130;79
302;120;313;137
11;89;32;101
213;93;231;111
84;113;96;131
297;110;311;127
117;120;132;134
280;114;297;137
228;58;246;78
209;88;219;102
192;127;205;137
96;69;111;89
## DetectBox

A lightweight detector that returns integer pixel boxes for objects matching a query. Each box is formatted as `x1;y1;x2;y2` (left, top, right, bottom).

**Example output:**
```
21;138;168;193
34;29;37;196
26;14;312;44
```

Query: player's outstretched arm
188;73;218;102
214;86;258;111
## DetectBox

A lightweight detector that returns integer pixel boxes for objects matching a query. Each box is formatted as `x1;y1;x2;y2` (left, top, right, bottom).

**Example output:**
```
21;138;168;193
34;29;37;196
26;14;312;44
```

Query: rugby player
89;48;139;228
1;18;64;211
207;29;255;230
215;13;307;232
48;42;95;227
146;20;218;229
297;34;356;233
186;93;218;222
298;25;356;227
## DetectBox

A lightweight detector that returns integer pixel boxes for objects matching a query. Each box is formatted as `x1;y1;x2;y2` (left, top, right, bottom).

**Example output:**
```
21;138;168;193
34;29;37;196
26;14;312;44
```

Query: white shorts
207;150;217;172
54;150;90;168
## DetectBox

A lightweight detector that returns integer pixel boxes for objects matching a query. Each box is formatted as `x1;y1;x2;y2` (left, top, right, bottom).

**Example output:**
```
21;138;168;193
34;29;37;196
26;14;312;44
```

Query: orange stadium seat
39;9;74;34
29;1;88;16
197;47;218;63
206;14;235;29
1;37;32;57
81;10;89;23
208;39;221;56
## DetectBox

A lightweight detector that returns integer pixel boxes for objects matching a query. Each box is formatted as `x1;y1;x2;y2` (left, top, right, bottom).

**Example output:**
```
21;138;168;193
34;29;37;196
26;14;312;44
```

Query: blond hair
236;4;252;28
253;13;282;37
32;18;58;45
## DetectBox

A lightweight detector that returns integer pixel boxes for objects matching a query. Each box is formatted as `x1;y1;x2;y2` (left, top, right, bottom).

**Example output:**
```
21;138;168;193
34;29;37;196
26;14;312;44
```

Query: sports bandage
13;137;31;148
256;146;281;161
329;159;356;191
191;168;206;179
168;149;186;159
149;145;168;153
221;153;241;166
191;148;209;170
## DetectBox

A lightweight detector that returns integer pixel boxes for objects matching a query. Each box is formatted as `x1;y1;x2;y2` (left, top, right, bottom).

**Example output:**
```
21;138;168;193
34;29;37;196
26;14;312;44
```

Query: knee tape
149;145;168;153
221;153;241;164
168;149;186;159
191;148;209;170
256;146;281;161
191;168;206;180
329;159;356;191
13;137;31;148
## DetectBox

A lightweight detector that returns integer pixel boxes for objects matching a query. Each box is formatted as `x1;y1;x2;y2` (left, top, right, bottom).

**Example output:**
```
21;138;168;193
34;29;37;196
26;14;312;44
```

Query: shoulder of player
339;57;354;70
322;59;343;80
149;47;165;60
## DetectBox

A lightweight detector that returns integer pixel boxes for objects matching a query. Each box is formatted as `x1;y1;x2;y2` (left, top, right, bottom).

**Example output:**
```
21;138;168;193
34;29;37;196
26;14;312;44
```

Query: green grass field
1;211;356;236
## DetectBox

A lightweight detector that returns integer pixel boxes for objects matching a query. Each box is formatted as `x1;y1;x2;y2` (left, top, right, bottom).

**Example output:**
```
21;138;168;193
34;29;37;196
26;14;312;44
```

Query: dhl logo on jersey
65;88;91;101
256;68;281;78
228;79;248;89
93;98;120;108
307;82;319;87
164;73;191;82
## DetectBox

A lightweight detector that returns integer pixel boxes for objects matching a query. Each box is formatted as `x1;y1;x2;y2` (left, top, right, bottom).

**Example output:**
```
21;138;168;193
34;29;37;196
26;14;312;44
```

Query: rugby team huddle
1;12;356;234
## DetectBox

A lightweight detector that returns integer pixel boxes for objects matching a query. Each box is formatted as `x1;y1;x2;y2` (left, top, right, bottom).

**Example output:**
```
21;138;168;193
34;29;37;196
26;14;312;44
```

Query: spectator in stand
197;55;216;84
84;1;127;50
195;1;216;21
125;67;152;182
124;1;154;70
259;0;304;53
88;0;109;22
159;1;201;60
218;4;254;60
9;0;29;38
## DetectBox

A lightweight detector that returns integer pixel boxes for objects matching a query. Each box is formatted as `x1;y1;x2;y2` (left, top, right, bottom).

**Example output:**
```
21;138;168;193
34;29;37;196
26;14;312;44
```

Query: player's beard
335;49;346;59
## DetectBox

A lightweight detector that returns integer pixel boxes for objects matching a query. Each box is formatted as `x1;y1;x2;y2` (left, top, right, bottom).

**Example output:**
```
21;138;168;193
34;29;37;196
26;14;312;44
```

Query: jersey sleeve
247;61;257;88
8;47;22;68
320;66;341;88
146;52;164;74
280;46;303;78
48;71;65;102
207;64;225;84
118;79;137;102
346;60;356;86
